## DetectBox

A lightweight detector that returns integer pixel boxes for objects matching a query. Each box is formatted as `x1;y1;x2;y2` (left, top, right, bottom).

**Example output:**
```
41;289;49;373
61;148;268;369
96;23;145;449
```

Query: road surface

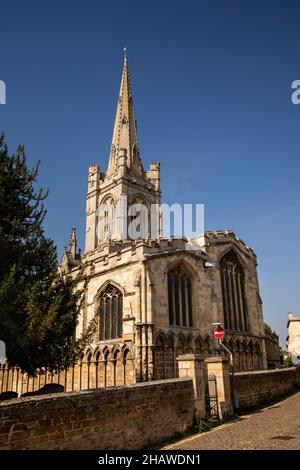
165;392;300;450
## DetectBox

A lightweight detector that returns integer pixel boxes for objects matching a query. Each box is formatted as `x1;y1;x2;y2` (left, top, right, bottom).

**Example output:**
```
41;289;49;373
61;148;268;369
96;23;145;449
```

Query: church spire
107;51;144;177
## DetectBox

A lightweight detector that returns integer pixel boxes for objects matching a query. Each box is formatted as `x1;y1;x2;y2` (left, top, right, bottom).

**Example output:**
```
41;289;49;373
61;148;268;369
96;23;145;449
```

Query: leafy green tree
283;356;293;368
0;133;95;375
264;323;274;336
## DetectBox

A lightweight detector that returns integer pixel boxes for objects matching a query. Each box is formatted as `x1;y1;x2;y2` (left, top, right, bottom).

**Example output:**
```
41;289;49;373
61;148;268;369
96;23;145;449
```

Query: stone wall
0;378;194;450
235;367;300;409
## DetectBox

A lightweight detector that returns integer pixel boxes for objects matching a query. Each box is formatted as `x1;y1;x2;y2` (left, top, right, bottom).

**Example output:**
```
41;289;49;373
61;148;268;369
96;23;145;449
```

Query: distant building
287;312;300;359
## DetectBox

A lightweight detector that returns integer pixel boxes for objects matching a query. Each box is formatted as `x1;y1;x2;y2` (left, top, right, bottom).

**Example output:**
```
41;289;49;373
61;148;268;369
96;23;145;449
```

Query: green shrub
283;356;293;368
193;419;213;434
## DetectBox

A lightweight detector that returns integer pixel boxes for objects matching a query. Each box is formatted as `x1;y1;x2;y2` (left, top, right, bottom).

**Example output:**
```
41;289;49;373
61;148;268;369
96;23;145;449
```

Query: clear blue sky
1;0;300;346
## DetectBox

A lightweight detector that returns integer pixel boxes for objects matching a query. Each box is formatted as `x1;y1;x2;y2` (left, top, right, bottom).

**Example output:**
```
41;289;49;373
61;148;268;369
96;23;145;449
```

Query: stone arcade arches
0;342;135;397
66;344;136;391
154;331;264;379
221;337;264;372
89;345;135;389
81;344;135;389
154;331;213;380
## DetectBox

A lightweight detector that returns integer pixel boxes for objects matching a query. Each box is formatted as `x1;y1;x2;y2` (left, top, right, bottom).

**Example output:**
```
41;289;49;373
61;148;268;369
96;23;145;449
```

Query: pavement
164;391;300;450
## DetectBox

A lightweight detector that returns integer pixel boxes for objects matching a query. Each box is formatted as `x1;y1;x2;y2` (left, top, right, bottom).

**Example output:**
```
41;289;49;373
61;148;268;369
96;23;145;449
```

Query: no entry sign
213;326;225;340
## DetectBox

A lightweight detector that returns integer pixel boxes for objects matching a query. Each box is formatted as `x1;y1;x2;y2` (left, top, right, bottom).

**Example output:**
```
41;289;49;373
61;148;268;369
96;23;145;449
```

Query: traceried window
97;196;116;243
168;266;193;327
220;250;249;332
98;285;123;340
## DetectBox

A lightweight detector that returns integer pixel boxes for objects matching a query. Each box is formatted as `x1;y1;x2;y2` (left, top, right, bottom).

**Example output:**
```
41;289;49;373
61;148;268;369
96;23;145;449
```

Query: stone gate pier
176;354;206;420
177;353;234;421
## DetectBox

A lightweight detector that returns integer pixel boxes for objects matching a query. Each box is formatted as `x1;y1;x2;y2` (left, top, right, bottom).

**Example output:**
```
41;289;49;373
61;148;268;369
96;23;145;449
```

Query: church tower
85;53;161;252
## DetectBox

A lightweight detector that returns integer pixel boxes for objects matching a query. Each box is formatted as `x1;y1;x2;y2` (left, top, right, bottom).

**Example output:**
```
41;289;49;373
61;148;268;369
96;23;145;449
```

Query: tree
283;355;293;368
264;323;274;336
264;322;280;340
0;133;96;375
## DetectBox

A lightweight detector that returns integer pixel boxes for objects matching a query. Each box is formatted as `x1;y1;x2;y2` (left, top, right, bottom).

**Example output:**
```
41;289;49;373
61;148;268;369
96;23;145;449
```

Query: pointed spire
69;225;77;257
107;51;144;177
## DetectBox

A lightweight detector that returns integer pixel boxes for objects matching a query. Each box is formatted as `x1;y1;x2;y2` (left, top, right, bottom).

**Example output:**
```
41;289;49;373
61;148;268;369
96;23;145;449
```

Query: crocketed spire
107;52;144;177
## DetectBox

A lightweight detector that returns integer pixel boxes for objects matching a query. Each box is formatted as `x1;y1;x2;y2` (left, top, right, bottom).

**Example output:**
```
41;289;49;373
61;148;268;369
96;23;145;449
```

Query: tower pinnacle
69;225;77;257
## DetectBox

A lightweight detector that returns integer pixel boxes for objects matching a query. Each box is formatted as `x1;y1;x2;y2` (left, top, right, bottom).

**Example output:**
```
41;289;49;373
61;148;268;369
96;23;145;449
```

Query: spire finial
123;46;127;60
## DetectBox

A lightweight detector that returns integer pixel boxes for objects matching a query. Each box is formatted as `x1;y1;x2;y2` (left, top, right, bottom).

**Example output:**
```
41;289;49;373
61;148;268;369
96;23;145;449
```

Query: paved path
165;392;300;450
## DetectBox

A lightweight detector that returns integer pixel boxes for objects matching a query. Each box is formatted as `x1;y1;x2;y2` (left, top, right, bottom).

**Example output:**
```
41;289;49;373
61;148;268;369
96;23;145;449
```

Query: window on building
168;266;193;327
220;250;249;332
99;285;123;340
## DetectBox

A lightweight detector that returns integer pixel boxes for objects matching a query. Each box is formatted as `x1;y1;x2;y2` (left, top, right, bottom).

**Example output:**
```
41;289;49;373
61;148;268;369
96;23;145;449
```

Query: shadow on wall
0;383;64;401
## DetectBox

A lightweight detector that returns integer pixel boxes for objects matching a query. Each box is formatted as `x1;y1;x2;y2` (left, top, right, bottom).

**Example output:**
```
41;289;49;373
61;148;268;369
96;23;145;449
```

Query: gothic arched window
98;196;116;243
168;266;193;327
220;250;249;332
98;285;123;340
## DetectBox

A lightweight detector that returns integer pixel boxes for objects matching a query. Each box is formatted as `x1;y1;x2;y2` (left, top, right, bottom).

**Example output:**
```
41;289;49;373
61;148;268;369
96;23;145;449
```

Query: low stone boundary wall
235;366;300;409
0;378;194;450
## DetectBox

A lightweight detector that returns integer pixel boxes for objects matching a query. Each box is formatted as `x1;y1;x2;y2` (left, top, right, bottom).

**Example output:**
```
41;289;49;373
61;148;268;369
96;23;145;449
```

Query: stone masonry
234;366;300;409
0;378;194;450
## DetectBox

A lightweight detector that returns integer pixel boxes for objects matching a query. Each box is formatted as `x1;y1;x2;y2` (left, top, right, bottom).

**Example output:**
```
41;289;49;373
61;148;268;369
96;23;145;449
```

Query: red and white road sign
213;326;225;340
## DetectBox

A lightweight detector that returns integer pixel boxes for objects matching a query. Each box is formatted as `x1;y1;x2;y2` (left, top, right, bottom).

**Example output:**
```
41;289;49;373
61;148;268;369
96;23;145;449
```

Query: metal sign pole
219;338;233;366
219;338;239;412
212;322;239;412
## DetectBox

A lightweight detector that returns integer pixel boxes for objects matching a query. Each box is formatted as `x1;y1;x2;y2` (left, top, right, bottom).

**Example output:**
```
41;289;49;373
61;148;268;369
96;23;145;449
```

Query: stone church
61;54;270;388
